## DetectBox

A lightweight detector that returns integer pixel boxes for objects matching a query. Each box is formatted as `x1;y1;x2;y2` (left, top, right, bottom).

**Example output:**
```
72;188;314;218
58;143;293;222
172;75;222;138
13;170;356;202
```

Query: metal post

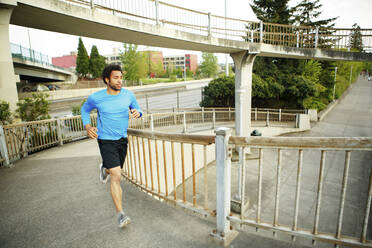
212;127;237;245
0;125;11;167
224;0;228;76
266;110;269;126
56;119;63;146
315;26;319;48
213;109;216;129
90;0;95;9
184;56;186;82
173;107;177;125
228;107;231;120
349;66;353;84
295;114;299;128
255;107;257;121
146;94;149;114
155;0;159;25
182;111;187;133
333;67;338;101
259;21;263;43
177;90;180;111
208;12;211;37
201;107;205;122
150;114;154;132
279;108;281;122
296;32;299;48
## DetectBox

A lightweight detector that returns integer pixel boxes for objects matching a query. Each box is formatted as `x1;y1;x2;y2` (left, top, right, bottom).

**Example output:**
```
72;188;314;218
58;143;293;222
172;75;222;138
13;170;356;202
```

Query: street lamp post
184;55;186;82
333;66;338;101
225;0;228;76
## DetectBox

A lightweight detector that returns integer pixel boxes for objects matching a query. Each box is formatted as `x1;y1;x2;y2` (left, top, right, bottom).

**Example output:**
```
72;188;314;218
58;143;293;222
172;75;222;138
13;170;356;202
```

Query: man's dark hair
102;63;122;84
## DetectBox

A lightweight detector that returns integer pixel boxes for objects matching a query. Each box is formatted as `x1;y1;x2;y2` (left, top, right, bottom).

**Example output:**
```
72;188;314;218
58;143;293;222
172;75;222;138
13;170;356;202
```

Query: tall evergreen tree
89;45;106;78
349;23;363;52
250;0;293;24
293;0;337;27
76;37;90;78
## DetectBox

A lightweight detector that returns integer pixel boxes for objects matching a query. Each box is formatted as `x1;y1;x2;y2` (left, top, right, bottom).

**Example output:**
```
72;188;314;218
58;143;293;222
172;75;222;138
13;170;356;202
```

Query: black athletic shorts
97;137;128;169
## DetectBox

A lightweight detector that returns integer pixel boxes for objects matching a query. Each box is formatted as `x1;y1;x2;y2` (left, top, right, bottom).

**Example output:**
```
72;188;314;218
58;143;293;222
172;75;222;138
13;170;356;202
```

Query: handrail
62;0;372;51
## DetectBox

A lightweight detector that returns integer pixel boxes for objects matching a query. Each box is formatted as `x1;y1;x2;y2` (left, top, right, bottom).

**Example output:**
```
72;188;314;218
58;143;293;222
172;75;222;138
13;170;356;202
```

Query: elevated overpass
11;43;75;84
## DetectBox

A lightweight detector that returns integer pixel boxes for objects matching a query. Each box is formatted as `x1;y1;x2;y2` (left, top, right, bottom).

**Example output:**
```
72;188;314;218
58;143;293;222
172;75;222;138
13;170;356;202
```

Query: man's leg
108;166;123;212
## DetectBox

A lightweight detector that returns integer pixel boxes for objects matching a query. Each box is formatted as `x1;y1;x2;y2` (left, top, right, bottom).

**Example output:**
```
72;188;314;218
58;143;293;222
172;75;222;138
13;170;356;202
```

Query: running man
81;63;142;228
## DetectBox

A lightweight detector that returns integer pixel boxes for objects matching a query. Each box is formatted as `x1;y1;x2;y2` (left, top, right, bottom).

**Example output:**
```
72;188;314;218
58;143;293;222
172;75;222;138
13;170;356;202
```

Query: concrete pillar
230;51;257;137
0;1;18;112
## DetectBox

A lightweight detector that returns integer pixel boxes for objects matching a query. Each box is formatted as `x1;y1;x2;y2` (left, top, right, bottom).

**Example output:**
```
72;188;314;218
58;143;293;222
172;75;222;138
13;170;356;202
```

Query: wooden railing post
0;125;11;167
56;119;63;146
211;127;238;245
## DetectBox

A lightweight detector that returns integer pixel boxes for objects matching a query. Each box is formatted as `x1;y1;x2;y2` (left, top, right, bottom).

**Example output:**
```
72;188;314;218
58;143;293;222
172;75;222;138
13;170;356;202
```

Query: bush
16;93;50;122
200;76;235;107
0;101;13;125
72;99;87;116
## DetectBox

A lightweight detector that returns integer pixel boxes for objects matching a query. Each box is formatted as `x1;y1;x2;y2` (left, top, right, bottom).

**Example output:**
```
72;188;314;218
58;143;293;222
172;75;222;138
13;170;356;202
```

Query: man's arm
129;91;143;119
81;96;98;139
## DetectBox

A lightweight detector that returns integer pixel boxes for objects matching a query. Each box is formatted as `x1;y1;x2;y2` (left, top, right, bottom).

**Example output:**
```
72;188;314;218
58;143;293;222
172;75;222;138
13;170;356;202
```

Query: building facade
52;51;77;69
163;54;198;73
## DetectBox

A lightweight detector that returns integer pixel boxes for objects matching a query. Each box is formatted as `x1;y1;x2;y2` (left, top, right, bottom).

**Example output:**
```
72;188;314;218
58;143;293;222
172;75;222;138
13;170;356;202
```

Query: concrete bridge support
0;1;18;111
231;51;257;200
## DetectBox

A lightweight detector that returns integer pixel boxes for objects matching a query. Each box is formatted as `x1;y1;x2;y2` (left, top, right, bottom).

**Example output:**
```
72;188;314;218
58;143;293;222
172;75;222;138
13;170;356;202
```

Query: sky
9;0;372;64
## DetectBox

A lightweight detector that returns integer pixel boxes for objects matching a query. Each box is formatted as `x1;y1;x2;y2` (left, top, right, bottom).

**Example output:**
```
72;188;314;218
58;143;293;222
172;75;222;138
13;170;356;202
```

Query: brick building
52;51;77;69
163;54;198;73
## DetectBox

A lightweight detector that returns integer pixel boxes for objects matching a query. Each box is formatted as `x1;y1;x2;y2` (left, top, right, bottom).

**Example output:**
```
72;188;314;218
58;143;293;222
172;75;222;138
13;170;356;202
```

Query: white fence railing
63;0;372;52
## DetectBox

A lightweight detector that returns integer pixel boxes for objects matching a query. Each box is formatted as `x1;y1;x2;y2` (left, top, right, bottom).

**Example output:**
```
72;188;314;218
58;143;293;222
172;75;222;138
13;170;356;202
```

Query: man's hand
130;109;141;119
85;124;98;139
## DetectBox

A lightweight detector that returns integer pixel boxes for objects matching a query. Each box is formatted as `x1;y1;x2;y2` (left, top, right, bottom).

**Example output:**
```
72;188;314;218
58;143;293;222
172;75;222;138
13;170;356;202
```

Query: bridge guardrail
214;130;372;246
65;0;372;52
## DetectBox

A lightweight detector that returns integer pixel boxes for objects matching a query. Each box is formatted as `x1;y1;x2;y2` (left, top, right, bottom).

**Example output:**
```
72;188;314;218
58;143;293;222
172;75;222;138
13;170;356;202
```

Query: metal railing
0;108;298;165
63;0;372;52
214;128;372;247
10;43;66;70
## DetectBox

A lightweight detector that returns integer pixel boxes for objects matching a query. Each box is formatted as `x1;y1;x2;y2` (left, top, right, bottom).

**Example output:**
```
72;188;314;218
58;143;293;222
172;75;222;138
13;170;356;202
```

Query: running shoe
99;163;109;184
118;212;131;228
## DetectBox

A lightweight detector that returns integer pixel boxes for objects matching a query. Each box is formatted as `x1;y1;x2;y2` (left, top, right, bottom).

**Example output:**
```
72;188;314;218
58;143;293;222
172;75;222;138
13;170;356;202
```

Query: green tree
349;23;363;52
76;37;90;78
89;45;106;78
250;0;293;24
16;93;50;122
200;76;235;107
293;0;337;27
0;101;13;125
121;44;148;85
199;53;218;78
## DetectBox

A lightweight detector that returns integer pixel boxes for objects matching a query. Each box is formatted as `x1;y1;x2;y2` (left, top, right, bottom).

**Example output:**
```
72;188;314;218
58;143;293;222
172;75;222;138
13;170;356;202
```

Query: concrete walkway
0;77;371;248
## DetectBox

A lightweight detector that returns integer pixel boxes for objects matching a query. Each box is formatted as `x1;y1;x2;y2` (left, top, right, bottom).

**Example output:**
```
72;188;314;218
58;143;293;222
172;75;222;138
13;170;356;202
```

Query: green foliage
89;45;106;78
121;44;148;85
72;99;87;116
250;0;293;24
76;37;90;78
349;23;363;52
0;101;13;125
16;93;50;122
200;76;235;107
199;53;218;78
293;0;337;27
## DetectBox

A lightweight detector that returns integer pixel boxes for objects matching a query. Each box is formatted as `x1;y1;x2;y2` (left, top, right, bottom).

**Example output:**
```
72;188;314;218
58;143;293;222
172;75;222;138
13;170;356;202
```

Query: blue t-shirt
81;88;142;140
